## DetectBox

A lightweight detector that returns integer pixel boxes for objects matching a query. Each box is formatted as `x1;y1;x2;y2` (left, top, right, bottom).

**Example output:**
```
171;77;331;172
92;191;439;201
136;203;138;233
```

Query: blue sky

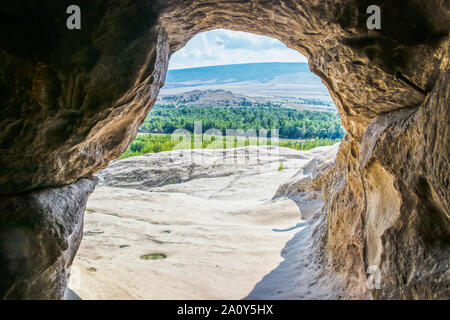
168;29;307;70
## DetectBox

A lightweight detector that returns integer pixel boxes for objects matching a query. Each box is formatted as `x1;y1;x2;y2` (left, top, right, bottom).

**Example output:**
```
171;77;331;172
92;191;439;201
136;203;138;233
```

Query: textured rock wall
0;178;96;299
361;71;449;298
323;71;450;299
1;0;448;195
0;0;448;299
0;0;169;194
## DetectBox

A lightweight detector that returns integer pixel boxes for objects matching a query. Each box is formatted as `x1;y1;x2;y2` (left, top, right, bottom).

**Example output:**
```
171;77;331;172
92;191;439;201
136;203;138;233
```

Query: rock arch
0;0;448;299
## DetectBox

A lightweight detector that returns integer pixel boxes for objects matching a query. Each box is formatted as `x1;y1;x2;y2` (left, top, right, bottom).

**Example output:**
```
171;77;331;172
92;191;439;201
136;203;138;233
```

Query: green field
119;105;343;159
119;133;340;159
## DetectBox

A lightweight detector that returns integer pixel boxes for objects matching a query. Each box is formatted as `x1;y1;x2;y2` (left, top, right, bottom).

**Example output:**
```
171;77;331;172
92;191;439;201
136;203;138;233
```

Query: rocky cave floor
69;145;342;299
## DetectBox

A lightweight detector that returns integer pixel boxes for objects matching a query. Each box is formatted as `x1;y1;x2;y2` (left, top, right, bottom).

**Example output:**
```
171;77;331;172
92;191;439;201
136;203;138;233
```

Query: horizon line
168;61;308;71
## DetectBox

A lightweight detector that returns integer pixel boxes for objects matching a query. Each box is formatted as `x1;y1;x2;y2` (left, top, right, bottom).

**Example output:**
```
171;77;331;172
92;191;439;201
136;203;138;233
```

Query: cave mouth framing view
0;1;448;303
68;29;345;300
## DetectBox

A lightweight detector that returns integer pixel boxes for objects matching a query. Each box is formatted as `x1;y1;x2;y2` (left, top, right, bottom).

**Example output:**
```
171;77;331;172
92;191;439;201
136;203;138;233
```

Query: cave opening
67;29;343;300
1;1;448;301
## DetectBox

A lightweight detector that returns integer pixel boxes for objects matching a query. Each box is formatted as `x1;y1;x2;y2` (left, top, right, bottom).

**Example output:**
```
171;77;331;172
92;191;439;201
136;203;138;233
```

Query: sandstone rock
1;0;448;194
0;178;96;299
97;146;311;190
0;1;168;194
0;1;448;299
359;71;450;299
70;146;337;299
274;144;339;196
322;71;450;299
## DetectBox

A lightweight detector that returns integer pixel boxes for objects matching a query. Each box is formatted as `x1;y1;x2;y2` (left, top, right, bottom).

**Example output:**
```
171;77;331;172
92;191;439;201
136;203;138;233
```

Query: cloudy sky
168;29;307;70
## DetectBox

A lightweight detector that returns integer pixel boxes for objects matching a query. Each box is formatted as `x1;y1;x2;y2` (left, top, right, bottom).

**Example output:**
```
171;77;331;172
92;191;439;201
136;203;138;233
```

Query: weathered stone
0;178;97;299
0;0;168;194
360;71;450;299
0;0;448;299
322;71;450;299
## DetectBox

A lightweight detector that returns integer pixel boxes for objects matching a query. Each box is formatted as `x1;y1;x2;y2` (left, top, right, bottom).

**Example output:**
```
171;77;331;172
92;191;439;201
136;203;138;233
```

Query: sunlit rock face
0;0;448;299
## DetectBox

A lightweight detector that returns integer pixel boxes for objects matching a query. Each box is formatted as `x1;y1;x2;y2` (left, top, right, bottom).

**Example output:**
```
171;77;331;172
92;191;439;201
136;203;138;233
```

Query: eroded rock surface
321;76;450;300
0;178;97;299
1;0;448;194
71;146;341;299
0;1;449;299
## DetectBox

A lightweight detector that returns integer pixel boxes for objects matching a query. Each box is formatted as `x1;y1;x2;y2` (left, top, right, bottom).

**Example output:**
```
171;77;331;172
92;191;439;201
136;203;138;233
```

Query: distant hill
165;62;311;85
157;89;272;107
156;89;334;111
161;62;333;103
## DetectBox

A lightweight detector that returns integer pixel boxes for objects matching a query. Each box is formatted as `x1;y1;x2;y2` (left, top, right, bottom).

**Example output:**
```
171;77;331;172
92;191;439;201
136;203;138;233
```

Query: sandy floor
69;146;337;299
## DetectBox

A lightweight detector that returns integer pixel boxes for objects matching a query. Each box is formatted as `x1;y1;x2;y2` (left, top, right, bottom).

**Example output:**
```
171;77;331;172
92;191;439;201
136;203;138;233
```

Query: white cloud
168;29;307;70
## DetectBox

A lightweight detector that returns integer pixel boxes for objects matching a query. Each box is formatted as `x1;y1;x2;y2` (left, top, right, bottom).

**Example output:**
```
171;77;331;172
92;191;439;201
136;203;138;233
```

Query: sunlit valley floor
69;145;339;299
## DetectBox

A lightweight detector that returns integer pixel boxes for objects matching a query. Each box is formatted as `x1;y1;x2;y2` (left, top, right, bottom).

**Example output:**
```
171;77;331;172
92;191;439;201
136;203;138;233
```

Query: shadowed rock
0;178;97;299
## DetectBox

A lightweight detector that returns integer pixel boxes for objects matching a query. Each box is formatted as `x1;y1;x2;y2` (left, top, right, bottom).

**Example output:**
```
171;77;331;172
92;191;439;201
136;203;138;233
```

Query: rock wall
0;1;169;194
323;71;450;299
0;178;97;299
0;0;448;299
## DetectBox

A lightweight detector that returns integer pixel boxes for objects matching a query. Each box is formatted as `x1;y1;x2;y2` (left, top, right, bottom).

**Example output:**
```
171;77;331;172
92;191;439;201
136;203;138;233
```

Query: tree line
140;104;345;140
